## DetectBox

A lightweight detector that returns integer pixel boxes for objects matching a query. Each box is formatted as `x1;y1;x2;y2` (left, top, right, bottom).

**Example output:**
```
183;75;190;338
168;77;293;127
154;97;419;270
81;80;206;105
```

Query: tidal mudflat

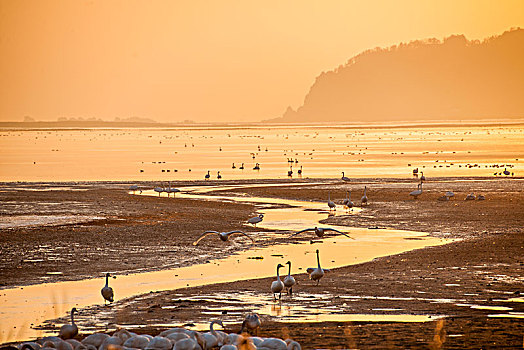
1;177;523;348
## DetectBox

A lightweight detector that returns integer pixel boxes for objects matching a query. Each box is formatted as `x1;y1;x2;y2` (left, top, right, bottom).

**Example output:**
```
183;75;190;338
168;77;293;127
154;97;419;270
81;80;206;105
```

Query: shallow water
0;124;522;181
0;184;452;343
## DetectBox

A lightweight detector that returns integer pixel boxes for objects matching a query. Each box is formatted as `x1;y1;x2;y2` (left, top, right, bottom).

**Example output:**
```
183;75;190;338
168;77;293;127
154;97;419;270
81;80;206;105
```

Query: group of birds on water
6;313;301;350
270;249;328;302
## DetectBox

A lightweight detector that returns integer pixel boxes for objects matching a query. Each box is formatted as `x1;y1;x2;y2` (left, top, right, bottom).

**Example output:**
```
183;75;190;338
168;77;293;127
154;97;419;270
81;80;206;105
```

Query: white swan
341;172;350;182
247;214;264;226
59;308;78;340
285;339;301;350
307;249;329;285
409;182;423;199
327;192;336;211
154;185;163;196
361;186;368;206
465;193;476;200
257;338;287;350
81;333;109;348
420;172;426;181
240;314;261;336
192;231;254;246
202;321;224;348
271;264;285;300
289;227;352;239
283;261;296;295
346;191;354;210
445;191;455;199
101;273;114;304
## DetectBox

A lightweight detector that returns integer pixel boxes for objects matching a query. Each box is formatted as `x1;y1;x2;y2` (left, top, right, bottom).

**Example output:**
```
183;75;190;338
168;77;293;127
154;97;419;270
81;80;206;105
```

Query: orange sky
1;0;523;123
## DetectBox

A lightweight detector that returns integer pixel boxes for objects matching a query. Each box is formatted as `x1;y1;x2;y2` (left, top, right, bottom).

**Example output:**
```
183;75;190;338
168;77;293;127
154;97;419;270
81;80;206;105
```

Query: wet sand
1;178;523;348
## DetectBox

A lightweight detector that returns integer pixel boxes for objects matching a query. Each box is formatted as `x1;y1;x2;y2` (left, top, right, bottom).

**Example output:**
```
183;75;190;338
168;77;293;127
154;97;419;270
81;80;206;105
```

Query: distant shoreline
1;118;523;131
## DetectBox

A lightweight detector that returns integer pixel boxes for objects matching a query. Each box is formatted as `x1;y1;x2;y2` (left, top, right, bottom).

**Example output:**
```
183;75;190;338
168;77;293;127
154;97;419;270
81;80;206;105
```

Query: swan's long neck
287;263;291;277
209;321;218;336
70;309;75;325
328;192;331;201
105;274;109;287
364;187;367;196
348;191;351;201
316;251;321;269
276;265;281;281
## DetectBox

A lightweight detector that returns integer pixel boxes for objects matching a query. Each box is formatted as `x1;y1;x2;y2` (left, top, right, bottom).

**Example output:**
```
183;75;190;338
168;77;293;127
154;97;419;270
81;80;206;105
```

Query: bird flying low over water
192;230;254;245
289;227;353;239
247;214;264;226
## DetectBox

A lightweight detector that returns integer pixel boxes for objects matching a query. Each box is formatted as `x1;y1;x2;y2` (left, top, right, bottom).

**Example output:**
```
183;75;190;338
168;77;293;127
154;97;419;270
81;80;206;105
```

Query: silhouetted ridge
277;28;524;122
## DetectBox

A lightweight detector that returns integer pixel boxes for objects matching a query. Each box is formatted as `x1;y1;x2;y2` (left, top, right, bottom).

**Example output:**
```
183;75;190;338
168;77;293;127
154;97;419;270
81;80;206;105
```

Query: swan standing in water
101;273;114;304
289;227;352;239
297;166;302;175
192;231;254;246
271;264;285;300
59;308;78;340
361;186;368;206
307;250;329;285
341;172;350;182
247;214;264;226
217;171;222;180
327;192;336;211
205;170;210;181
420;172;426;181
346;191;354;211
409;182;423;199
154;184;164;196
283;261;296;296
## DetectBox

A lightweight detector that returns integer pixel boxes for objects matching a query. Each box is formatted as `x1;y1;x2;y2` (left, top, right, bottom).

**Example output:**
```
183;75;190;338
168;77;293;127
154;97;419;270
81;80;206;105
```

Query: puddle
0;215;105;229
0;182;452;343
488;312;524;319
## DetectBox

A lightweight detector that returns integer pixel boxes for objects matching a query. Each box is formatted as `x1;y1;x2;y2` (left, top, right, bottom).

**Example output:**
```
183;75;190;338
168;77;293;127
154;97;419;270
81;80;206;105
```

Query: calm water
0;123;523;181
0;184;452;343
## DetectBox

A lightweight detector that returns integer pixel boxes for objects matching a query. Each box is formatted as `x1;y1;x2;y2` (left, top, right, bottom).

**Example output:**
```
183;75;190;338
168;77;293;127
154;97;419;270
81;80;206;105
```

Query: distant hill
272;28;524;123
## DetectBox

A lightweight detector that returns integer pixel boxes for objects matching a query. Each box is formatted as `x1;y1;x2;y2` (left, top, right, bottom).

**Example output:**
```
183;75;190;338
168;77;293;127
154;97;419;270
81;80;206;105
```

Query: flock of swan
6;315;301;350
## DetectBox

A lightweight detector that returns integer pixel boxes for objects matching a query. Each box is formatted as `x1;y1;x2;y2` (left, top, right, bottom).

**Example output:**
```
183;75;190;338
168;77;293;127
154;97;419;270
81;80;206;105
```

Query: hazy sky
1;0;523;123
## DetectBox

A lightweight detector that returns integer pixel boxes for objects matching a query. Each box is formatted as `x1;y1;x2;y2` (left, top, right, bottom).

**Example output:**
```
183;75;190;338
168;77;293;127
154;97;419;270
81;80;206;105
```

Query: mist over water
0;123;522;182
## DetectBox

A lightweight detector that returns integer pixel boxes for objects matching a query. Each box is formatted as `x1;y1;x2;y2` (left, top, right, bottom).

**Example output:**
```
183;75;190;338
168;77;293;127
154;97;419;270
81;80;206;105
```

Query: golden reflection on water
0;125;522;181
0;186;451;343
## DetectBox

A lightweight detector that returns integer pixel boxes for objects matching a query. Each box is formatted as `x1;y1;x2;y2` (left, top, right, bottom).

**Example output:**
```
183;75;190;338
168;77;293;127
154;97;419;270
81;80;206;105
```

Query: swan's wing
289;228;314;238
306;268;315;274
227;231;255;243
192;231;219;245
324;228;354;239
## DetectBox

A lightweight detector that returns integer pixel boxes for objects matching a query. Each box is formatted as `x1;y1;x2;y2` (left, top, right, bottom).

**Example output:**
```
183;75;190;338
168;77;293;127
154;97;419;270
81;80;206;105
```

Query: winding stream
0;183;452;343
